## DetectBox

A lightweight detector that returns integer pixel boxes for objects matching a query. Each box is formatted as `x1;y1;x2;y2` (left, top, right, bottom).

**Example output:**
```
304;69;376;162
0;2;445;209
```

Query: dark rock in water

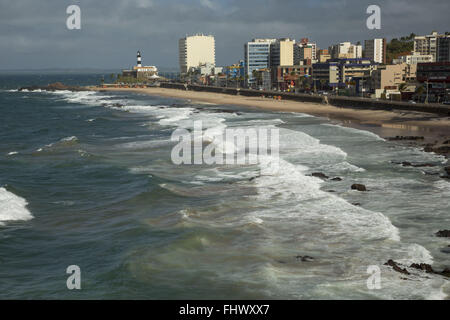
386;260;450;278
441;268;450;277
440;246;450;254
443;140;450;145
384;260;410;275
352;203;361;206
400;161;435;168
311;172;329;179
327;190;336;193
441;175;450;180
410;263;434;273
351;184;367;191
19;82;88;92
436;230;450;237
331;177;342;181
445;166;450;175
434;146;450;155
410;263;450;277
423;146;434;153
387;136;424;141
296;255;314;262
412;163;435;168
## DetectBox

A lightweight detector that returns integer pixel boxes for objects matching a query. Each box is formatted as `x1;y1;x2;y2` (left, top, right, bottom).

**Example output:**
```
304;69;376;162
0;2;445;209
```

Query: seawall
160;83;450;116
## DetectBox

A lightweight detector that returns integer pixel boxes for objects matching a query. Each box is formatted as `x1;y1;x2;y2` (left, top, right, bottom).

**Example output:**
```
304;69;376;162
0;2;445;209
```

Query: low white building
393;53;434;65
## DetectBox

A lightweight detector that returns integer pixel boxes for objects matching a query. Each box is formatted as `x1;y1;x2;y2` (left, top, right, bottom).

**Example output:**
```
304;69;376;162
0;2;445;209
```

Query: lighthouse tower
137;51;142;68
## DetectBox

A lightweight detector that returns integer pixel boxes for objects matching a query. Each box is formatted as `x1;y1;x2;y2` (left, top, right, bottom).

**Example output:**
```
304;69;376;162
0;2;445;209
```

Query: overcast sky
0;0;448;70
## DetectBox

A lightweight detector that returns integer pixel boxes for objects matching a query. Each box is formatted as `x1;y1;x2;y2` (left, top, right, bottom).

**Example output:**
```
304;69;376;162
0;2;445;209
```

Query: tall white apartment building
364;38;386;64
270;38;295;67
414;31;439;62
179;34;215;74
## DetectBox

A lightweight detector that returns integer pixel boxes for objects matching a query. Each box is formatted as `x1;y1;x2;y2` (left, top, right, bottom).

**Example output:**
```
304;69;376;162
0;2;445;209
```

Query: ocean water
0;74;449;299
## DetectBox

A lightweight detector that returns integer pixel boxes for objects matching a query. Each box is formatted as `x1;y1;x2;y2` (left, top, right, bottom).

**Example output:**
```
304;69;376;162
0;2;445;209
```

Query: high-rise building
270;38;295;67
294;38;317;64
179;34;215;74
437;35;450;62
364;38;386;64
414;31;440;62
244;38;276;87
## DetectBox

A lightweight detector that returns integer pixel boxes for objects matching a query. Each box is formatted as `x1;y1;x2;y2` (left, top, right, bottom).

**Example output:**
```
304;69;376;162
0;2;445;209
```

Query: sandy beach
90;86;450;157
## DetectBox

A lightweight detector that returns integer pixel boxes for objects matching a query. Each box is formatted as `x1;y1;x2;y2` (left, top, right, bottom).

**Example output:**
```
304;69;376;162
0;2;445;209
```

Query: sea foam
0;188;33;226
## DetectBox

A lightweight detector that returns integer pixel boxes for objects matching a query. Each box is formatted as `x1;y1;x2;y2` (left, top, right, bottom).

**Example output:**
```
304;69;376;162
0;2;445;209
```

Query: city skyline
0;0;449;70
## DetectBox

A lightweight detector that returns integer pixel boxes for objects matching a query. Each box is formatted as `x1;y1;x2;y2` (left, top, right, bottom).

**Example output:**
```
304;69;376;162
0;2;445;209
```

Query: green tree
416;85;425;95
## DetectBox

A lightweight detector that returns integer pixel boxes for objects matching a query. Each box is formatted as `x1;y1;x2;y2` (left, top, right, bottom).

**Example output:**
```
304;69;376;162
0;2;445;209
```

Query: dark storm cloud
0;0;448;69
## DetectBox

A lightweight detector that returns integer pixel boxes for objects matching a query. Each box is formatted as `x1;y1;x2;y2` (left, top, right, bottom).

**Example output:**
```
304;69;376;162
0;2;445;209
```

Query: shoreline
88;86;450;163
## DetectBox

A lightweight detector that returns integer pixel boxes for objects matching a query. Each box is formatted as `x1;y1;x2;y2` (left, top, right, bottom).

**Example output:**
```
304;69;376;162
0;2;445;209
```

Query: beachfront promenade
159;82;450;117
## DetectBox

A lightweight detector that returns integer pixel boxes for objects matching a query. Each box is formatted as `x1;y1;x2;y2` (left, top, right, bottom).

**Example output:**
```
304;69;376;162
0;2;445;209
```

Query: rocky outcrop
434;145;450;155
392;161;436;168
410;263;450;277
384;260;410;275
19;82;88;92
410;263;434;273
296;255;314;262
422;143;450;157
436;230;450;237
311;172;329;179
441;246;450;254
385;260;450;278
331;177;342;181
351;184;367;191
387;136;424;141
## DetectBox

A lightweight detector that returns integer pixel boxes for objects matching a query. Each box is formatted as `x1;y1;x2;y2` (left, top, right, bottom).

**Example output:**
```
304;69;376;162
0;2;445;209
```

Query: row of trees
386;34;416;63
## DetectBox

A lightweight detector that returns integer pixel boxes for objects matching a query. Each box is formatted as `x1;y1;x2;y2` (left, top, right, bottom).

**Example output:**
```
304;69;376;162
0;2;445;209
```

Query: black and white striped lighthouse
137;51;142;67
